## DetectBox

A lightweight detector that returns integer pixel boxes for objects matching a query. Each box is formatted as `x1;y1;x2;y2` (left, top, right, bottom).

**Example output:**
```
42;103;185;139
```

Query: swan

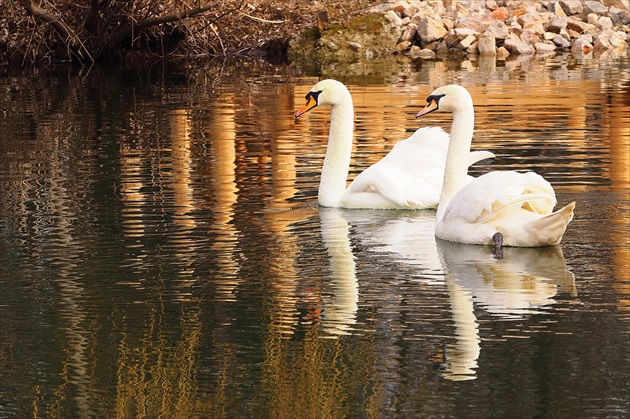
295;79;494;209
416;84;575;247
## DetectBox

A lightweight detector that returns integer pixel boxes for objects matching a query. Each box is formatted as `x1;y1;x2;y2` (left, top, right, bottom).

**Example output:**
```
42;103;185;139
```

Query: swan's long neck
437;104;475;221
318;96;354;207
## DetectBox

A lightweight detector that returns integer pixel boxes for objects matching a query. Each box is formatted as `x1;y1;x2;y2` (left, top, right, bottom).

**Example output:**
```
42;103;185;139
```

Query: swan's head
295;79;350;118
416;85;473;118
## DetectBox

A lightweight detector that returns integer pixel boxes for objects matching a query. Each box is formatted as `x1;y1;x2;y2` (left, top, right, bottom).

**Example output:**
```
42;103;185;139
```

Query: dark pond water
1;52;629;417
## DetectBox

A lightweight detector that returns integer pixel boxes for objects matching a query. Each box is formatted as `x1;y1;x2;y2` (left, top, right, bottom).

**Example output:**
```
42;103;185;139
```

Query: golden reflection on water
293;78;629;189
209;97;241;300
1;54;629;416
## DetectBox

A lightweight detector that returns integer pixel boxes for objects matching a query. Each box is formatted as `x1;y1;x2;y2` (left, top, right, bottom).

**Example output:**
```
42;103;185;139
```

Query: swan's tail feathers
467;150;495;167
527;202;576;245
475;193;555;224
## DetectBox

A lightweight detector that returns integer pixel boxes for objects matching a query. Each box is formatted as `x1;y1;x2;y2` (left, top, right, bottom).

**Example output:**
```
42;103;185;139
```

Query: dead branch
19;0;93;61
237;11;287;24
102;1;243;56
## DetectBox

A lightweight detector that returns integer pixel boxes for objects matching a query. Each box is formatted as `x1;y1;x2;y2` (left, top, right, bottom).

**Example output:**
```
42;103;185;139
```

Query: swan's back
444;171;557;223
345;127;451;208
437;170;574;246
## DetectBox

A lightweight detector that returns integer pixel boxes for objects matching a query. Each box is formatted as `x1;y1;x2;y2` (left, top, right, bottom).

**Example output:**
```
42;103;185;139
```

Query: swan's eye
427;93;445;103
305;90;322;102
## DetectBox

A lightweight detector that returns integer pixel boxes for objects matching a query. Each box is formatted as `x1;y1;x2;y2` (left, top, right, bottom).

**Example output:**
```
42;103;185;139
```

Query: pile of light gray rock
376;0;629;59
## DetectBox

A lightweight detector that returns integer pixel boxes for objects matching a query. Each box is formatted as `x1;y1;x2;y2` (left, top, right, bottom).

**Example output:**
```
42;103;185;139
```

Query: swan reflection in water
317;209;575;380
435;239;576;381
317;208;359;336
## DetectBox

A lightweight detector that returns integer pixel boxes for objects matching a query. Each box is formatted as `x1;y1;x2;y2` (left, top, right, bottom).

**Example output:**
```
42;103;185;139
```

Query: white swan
295;79;494;209
416;84;575;247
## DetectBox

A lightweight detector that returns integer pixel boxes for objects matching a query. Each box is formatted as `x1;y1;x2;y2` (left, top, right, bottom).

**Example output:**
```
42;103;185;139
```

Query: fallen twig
237;11;287;24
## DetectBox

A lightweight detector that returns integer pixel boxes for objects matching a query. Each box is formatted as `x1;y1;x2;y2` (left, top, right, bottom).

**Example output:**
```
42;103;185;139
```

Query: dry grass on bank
0;0;380;66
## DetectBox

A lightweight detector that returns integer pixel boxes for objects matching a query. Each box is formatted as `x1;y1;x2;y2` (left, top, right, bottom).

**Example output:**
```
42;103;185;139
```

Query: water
1;53;629;417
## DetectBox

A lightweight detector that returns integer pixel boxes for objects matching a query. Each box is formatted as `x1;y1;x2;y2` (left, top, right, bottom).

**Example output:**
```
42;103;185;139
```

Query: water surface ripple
1;53;629;418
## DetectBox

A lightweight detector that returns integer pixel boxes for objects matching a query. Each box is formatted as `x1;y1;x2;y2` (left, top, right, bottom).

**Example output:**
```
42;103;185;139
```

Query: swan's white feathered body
416;84;575;247
295;79;493;210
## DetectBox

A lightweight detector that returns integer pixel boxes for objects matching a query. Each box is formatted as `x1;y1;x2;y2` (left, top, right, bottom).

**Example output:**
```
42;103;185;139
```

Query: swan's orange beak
295;95;318;118
415;99;439;118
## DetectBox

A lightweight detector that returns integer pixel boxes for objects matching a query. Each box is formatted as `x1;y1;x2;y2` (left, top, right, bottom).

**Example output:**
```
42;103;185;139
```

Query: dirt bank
1;1;628;68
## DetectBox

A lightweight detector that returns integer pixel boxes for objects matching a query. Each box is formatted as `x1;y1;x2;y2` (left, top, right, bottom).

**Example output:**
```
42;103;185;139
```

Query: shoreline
288;0;629;64
2;1;628;69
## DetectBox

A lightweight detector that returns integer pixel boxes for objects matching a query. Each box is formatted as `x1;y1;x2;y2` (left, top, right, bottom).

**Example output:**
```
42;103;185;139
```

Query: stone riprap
290;0;629;62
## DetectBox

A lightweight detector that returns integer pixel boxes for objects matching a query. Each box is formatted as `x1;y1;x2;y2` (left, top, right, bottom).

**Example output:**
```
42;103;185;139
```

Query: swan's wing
469;150;495;166
346;127;449;208
346;127;494;209
348;163;444;208
385;128;493;174
443;171;557;223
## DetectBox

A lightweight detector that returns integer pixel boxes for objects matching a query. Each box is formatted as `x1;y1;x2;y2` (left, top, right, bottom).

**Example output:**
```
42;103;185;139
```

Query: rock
546;16;568;33
456;3;471;17
466;42;478;53
566;18;597;33
477;35;497;54
549;1;568;17
452;27;480;37
609;7;630;25
457;14;491;33
401;23;418;42
593;34;614;50
442;18;455;31
490;7;509;22
609;31;629;48
410;3;438;23
421;48;437;59
486;0;499;11
596;16;614;29
578;33;594;44
520;29;541;45
484;20;510;39
496;46;510;59
319;38;339;51
559;0;583;16
410;47;437;59
517;13;546;34
566;28;581;38
602;0;629;10
445;28;479;49
582;1;610;18
348;42;363;51
436;39;450;54
403;4;420;18
571;38;594;53
429;1;446;17
392;2;410;15
560;28;572;40
384;10;403;27
503;37;535;54
534;42;557;52
396;40;412;52
553;33;572;47
297;0;630;61
587;13;600;25
418;16;448;42
459;34;477;49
